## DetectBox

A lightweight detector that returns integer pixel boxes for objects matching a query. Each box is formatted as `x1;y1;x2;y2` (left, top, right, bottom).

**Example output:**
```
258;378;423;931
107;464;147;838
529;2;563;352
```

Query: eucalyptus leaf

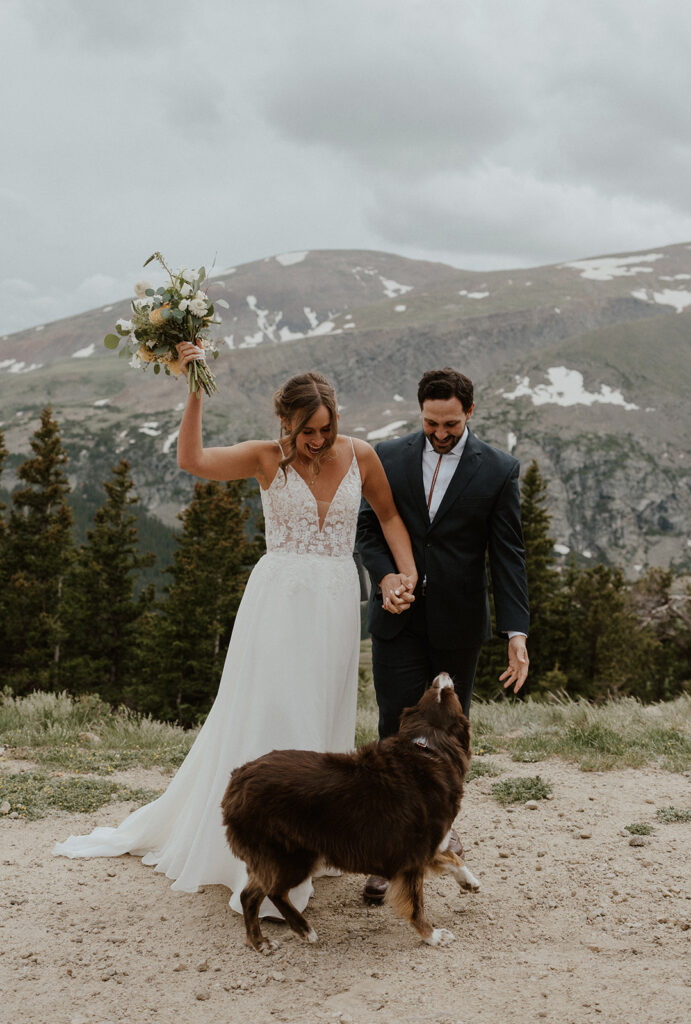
145;288;155;297
104;334;120;349
156;286;166;295
153;362;161;374
216;298;229;309
119;346;131;359
160;308;172;320
198;267;206;282
153;345;170;356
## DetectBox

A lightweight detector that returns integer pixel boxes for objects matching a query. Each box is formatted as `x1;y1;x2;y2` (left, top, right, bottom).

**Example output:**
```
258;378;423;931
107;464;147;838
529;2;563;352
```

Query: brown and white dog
221;672;480;953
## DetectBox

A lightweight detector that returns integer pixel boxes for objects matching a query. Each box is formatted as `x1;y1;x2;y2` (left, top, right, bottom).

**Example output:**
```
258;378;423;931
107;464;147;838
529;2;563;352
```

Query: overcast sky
3;0;691;335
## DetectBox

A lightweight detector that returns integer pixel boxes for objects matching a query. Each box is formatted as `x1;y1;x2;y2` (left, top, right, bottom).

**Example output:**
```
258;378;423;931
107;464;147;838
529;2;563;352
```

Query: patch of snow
275;251;309;266
35;325;44;331
561;253;664;281
394;304;406;312
507;431;517;453
393;394;404;402
240;331;264;348
310;320;335;336
525;281;532;286
344;314;353;320
652;289;691;313
582;549;593;559
630;288;649;301
139;421;161;437
633;564;642;573
162;429;179;454
367;420;408;440
304;307;319;330
246;295;282;343
175;402;185;412
0;358;43;373
73;343;95;358
380;276;412;298
93;398;110;407
554;307;561;313
102;305;113;312
659;273;691;280
458;289;489;298
554;544;570;555
503;367;638;410
278;326;305;341
354;427;366;433
223;335;235;349
382;409;391;416
344;323;355;329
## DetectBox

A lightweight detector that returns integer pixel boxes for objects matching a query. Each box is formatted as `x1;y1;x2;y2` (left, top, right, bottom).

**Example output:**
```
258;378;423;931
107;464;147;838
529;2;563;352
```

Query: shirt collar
423;426;468;458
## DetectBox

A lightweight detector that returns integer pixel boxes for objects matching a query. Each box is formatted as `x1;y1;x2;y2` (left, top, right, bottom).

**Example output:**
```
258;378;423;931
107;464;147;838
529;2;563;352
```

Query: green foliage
655;805;691;823
0;771;161;820
467;758;500;780
0;408;73;692
624;822;654;835
61;460;155;703
491;775;553;804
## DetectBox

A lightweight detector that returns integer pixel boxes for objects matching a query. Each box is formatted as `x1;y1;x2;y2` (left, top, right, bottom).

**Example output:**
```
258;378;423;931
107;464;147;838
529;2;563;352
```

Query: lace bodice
261;444;362;558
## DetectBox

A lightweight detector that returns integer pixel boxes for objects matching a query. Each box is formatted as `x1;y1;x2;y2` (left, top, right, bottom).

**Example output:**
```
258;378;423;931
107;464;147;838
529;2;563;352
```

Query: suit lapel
429;429;483;529
404;431;428;524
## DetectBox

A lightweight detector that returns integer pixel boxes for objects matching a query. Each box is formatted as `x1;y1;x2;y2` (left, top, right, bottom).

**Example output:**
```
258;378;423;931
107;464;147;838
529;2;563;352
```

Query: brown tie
427;454;443;513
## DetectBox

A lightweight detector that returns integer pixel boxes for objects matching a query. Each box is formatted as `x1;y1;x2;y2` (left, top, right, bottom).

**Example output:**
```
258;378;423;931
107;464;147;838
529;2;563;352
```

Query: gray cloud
2;0;691;331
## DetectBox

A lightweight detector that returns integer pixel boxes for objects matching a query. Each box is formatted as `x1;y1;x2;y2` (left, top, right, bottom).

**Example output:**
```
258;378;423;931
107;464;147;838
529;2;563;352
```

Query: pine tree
1;408;73;692
140;479;263;725
519;459;564;691
0;427;9;640
62;460;155;703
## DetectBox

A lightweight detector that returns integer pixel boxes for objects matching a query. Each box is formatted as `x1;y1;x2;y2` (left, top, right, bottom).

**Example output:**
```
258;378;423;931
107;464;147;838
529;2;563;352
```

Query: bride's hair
273;371;339;480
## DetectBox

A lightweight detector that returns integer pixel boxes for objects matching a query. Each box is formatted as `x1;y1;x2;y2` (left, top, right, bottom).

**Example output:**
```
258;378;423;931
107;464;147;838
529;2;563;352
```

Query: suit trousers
370;597;481;739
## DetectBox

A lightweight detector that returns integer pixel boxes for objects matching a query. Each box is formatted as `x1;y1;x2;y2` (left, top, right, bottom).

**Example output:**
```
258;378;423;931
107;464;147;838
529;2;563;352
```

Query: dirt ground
1;755;689;1024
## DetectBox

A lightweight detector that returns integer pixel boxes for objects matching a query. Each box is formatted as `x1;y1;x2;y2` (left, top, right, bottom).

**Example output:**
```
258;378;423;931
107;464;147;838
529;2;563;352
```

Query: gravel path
1;755;689;1024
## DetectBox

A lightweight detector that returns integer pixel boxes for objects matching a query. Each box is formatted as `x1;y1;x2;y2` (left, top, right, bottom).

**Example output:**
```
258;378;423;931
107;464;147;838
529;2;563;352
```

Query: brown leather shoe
448;828;464;858
364;874;389;903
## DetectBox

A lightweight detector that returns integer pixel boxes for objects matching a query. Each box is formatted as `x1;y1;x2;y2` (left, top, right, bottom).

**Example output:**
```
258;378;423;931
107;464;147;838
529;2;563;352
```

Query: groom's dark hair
417;368;474;412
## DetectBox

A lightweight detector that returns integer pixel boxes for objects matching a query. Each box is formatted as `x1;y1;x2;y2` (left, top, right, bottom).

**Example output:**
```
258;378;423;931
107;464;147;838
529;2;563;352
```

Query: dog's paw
425;927;455;947
257;938;280;954
458;865;481;892
304;927;319;944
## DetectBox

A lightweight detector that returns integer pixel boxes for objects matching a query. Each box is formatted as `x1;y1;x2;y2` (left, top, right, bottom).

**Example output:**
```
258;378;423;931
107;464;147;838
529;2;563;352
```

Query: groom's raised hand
380;572;416;615
500;636;529;693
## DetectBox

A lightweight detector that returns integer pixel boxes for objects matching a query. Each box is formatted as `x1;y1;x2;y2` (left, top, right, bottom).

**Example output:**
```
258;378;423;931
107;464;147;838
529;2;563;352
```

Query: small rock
101;968;116;981
78;731;101;744
270;971;285;982
579;831;592;839
106;870;116;878
629;836;646;847
172;963;187;972
498;850;510;858
9;811;19;819
657;916;668;924
197;959;209;972
525;800;539;810
0;801;10;815
195;990;210;1001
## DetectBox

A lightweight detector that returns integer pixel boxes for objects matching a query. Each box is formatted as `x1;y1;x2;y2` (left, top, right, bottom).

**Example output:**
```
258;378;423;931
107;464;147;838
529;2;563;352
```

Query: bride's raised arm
176;344;277;486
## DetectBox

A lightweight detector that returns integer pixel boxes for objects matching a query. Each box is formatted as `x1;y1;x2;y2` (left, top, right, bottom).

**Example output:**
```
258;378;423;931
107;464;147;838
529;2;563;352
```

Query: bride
54;360;416;918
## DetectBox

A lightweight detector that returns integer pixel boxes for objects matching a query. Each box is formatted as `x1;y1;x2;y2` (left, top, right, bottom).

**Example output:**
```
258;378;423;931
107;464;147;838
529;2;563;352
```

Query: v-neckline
289;452;356;533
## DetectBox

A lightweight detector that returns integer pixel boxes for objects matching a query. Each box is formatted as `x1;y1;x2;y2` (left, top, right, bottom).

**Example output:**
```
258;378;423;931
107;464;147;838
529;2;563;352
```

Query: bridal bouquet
103;252;227;396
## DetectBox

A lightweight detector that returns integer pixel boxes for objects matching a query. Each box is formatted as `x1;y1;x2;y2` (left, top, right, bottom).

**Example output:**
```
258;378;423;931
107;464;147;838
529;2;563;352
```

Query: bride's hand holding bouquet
103;251;228;397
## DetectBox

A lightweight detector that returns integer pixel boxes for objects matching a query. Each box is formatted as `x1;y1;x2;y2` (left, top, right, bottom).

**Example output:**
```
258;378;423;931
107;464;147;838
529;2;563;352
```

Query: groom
356;367;530;900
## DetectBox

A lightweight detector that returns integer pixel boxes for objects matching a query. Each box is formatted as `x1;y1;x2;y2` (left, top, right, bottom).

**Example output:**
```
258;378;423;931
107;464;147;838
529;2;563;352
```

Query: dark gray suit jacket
356;429;529;648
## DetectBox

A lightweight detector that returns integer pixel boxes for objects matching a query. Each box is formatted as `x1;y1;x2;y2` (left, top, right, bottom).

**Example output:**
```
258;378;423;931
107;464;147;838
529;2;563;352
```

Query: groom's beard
429;435;461;454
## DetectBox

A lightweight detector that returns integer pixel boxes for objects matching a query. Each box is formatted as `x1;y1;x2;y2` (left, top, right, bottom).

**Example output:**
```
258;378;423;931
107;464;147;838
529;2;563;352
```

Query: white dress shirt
421;428;526;640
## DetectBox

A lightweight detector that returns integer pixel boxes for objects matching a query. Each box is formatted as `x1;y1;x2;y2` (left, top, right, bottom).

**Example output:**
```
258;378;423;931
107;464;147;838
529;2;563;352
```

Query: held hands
500;635;529;693
380;572;417;615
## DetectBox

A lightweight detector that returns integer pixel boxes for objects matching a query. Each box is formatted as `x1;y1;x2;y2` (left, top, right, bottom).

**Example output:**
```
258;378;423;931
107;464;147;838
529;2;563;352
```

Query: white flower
188;298;209;317
134;279;153;298
194;289;208;302
129;353;145;369
180;267;197;284
179;299;190;312
134;296;154;310
179;283;192;298
116;318;134;332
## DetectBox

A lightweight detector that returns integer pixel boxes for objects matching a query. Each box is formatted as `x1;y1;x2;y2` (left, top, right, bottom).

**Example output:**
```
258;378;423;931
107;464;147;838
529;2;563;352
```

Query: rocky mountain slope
1;244;689;572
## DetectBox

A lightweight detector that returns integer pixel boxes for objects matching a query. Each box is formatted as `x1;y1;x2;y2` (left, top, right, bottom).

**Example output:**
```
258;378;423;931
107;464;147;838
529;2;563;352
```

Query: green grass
491;776;553;805
655;806;691;823
0;771;162;821
0;689;196;773
472;694;690;773
467;759;501;780
625;822;655;836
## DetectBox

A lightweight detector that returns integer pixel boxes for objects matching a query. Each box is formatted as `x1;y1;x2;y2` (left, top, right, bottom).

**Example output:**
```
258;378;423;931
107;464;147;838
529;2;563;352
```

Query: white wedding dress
53;441;362;916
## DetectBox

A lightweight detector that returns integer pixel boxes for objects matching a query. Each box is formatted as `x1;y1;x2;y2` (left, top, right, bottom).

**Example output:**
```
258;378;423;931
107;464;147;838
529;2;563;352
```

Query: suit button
425;542;431;548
